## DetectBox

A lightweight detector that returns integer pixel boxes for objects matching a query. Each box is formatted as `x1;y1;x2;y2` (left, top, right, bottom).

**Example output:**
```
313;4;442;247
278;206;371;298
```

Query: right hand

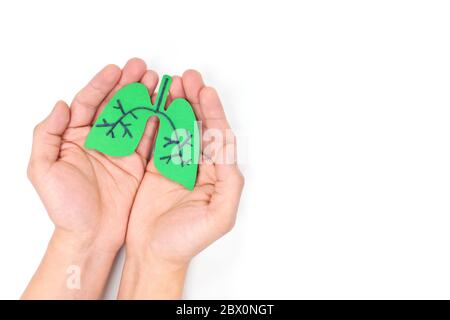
27;58;159;253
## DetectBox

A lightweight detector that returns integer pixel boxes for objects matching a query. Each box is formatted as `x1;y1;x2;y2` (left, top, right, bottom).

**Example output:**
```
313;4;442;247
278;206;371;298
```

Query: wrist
51;228;120;256
22;229;117;299
118;245;188;299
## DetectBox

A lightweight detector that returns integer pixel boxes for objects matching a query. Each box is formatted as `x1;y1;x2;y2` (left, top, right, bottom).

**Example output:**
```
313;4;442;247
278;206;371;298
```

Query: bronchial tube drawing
85;75;199;190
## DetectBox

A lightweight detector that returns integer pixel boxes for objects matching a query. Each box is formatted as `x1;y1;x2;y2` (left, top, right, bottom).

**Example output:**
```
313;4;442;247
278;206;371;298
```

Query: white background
0;0;449;299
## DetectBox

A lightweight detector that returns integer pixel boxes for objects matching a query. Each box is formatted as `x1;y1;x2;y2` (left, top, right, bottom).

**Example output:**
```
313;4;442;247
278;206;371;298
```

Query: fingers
92;58;147;123
182;70;229;131
69;64;121;127
136;70;160;161
141;70;159;94
116;58;148;88
198;86;232;163
207;137;244;235
167;75;186;106
28;101;70;182
182;70;205;120
190;76;243;232
208;141;244;235
199;86;230;131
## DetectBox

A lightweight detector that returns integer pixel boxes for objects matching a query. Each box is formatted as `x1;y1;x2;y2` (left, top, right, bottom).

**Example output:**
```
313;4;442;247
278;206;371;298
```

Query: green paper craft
84;75;199;190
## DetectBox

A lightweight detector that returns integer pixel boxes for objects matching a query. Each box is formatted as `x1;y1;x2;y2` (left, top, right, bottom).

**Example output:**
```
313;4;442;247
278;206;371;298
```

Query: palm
29;59;154;250
42;125;145;245
129;160;218;263
127;70;243;265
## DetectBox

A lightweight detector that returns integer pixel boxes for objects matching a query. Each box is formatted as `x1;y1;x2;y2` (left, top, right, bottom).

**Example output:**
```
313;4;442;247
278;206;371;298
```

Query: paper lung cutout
84;75;199;190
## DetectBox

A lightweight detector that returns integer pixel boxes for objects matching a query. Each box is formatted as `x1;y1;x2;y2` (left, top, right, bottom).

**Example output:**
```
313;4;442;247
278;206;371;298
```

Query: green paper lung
85;75;199;190
84;82;152;156
154;98;199;190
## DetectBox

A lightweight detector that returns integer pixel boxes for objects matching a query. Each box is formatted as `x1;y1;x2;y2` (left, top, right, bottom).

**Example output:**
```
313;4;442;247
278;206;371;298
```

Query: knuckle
73;94;96;110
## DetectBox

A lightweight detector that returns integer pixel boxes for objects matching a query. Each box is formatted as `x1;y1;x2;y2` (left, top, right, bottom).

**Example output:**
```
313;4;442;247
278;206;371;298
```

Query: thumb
28;101;70;182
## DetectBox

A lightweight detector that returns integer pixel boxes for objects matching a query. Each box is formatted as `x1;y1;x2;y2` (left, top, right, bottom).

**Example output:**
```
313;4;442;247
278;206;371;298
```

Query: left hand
119;70;244;299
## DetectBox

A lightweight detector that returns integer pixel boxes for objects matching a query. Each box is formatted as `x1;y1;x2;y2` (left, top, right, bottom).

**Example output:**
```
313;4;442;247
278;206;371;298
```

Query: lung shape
85;75;199;189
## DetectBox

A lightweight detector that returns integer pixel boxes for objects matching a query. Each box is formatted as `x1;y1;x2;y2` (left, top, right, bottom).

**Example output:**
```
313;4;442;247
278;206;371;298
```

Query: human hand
118;70;244;299
23;58;160;299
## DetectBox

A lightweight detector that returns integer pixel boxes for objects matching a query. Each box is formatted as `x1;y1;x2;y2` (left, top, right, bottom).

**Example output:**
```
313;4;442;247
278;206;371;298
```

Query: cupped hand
27;58;160;253
124;70;244;273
